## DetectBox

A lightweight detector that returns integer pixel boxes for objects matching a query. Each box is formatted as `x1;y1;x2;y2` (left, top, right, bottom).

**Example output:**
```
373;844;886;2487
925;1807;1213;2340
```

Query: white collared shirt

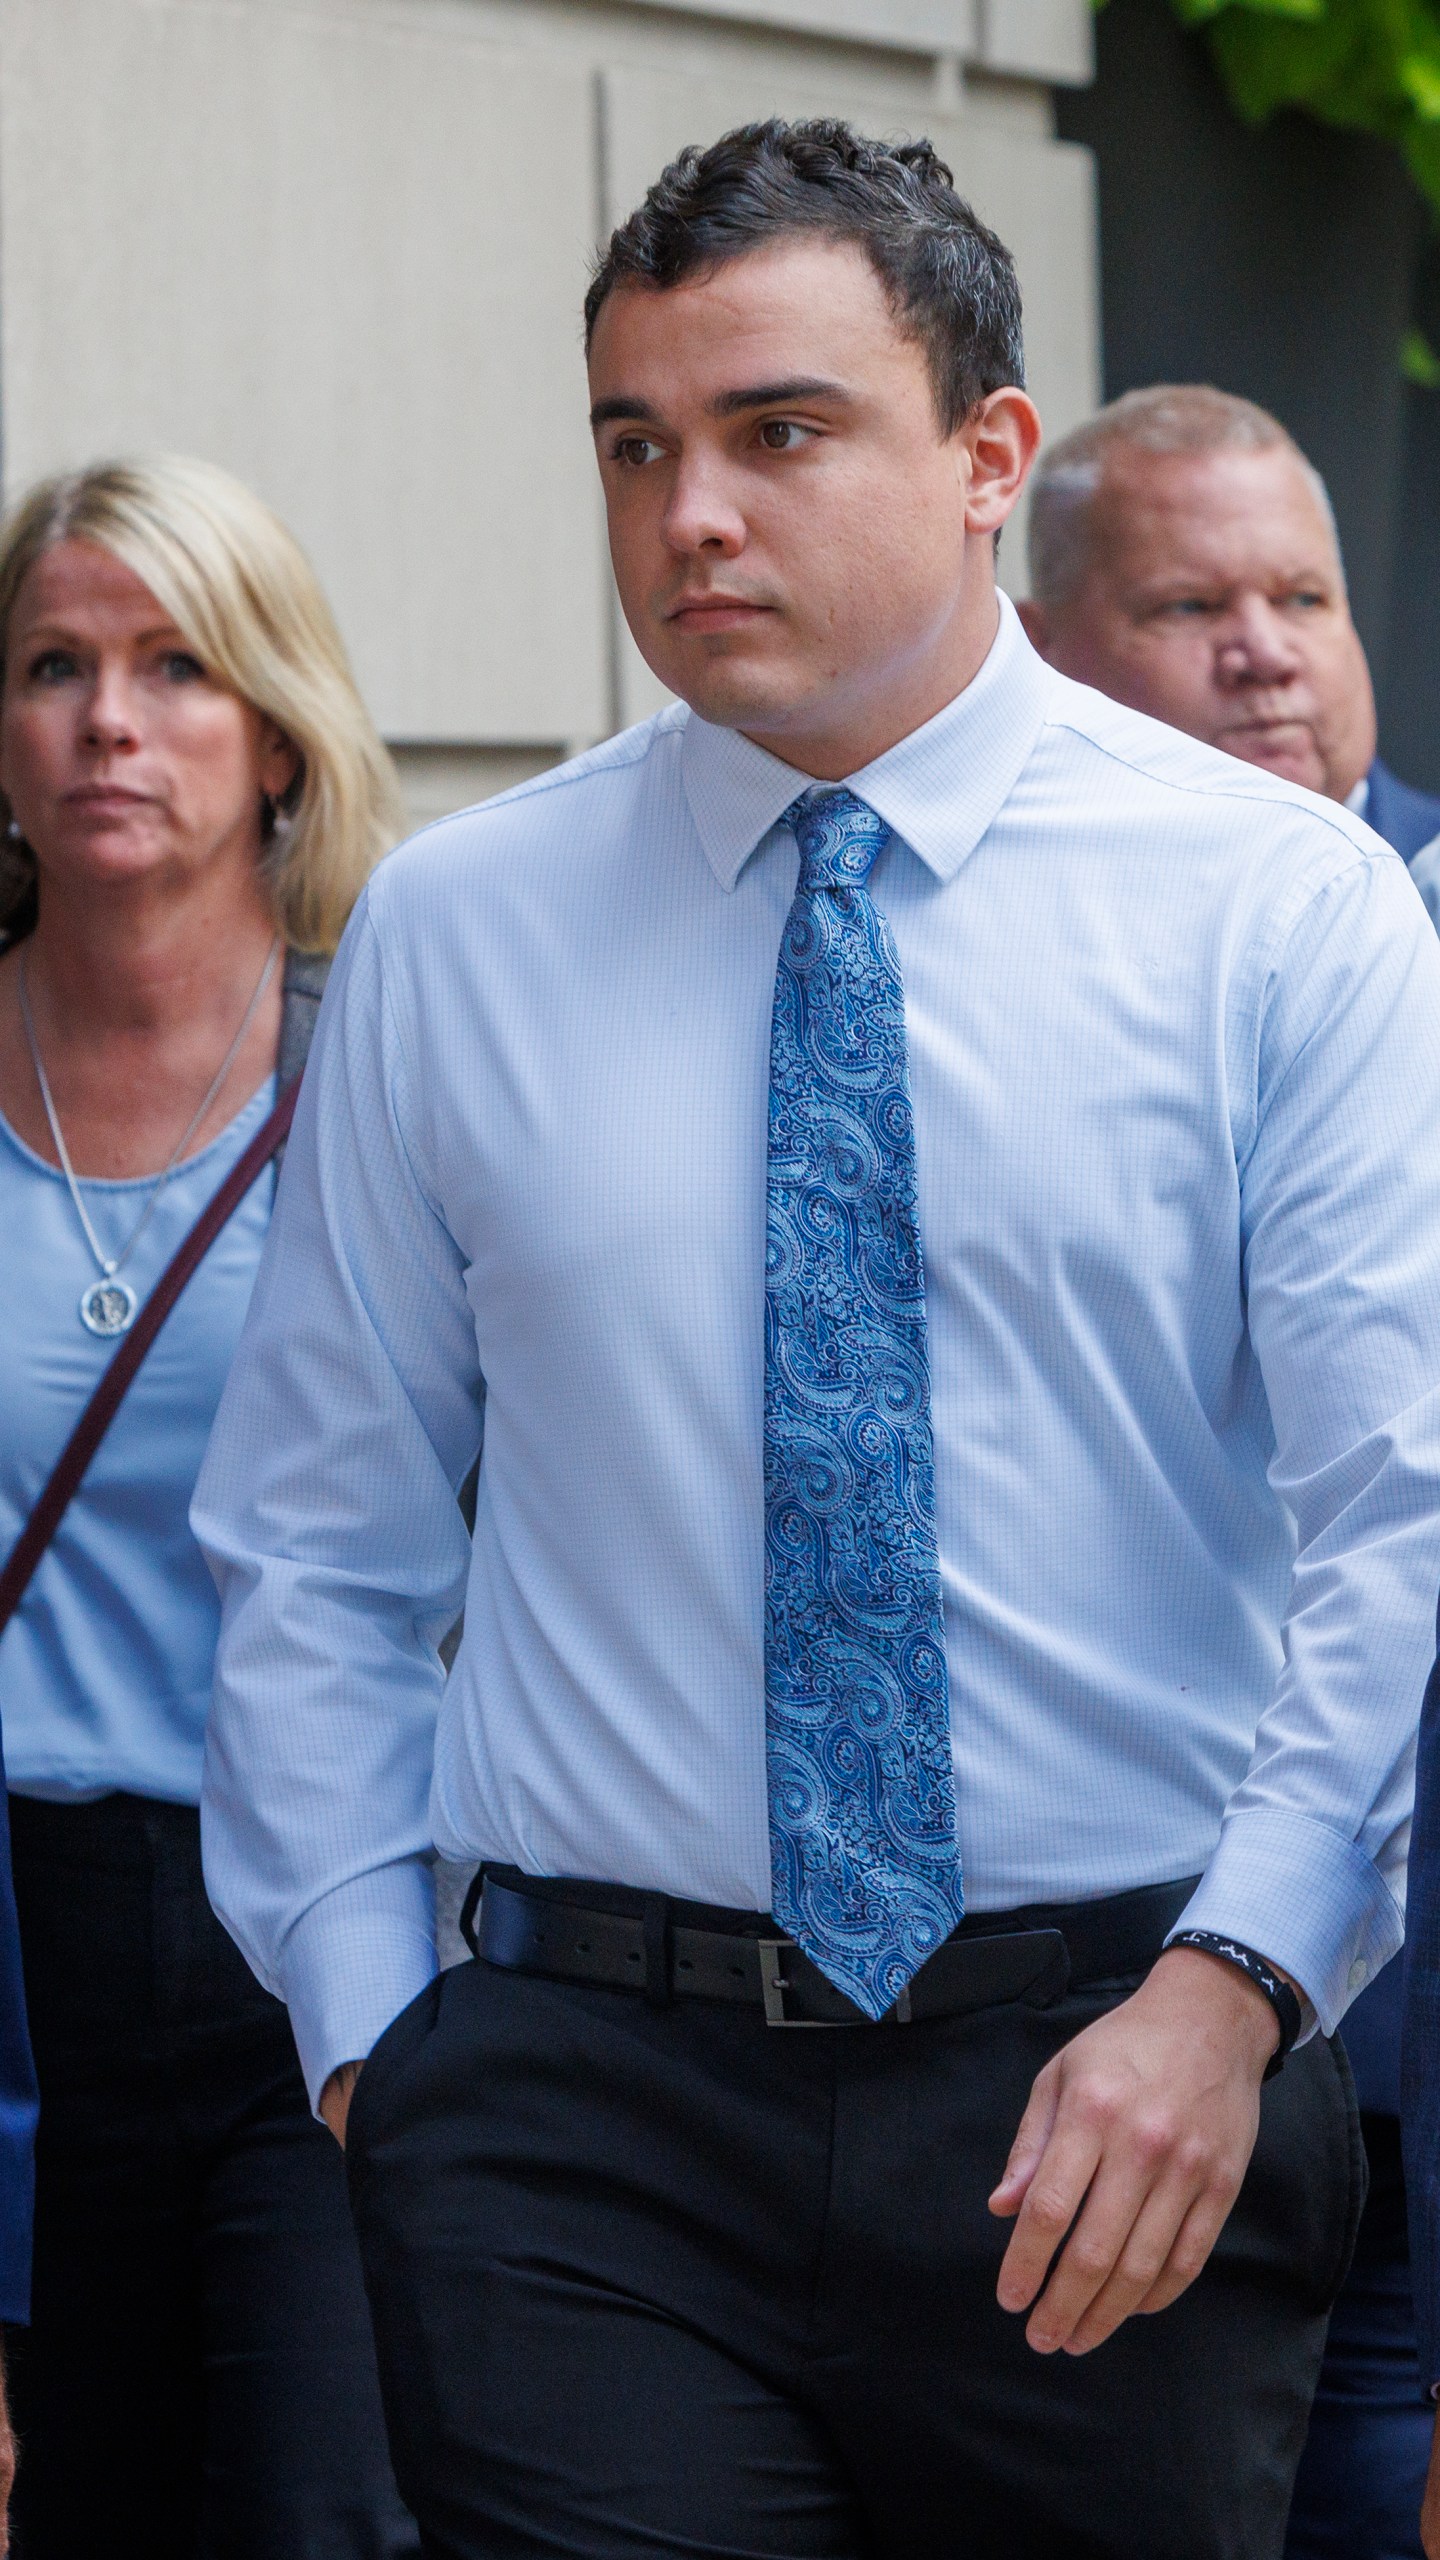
196;602;1440;2106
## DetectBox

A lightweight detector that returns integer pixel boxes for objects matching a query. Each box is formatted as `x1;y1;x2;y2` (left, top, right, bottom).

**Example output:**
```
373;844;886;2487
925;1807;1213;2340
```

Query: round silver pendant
79;1277;138;1338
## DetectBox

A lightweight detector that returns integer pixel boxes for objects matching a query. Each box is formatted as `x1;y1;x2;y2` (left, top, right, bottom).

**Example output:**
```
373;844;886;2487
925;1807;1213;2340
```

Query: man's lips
1218;719;1317;760
663;595;772;633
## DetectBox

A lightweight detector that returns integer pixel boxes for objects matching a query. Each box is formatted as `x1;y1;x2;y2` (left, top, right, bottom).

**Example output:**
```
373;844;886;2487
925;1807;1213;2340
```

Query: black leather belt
463;1867;1202;2027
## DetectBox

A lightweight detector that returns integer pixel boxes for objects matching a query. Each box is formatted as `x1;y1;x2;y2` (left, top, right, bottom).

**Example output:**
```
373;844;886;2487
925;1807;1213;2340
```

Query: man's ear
1015;598;1052;655
959;387;1043;536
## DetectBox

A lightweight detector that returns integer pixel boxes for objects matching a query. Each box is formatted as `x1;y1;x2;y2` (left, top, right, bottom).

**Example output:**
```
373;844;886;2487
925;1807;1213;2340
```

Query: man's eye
1286;591;1328;611
757;420;809;451
613;437;664;469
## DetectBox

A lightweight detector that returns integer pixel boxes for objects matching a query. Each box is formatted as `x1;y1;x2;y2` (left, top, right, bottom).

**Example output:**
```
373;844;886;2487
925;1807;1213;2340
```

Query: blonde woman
0;459;417;2558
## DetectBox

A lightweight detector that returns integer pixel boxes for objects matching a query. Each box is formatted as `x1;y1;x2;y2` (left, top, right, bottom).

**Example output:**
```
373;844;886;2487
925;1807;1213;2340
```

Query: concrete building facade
0;0;1099;821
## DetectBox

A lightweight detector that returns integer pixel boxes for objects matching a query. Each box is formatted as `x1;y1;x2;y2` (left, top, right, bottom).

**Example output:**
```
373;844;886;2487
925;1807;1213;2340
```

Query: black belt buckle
757;1930;1069;2026
757;1939;837;2026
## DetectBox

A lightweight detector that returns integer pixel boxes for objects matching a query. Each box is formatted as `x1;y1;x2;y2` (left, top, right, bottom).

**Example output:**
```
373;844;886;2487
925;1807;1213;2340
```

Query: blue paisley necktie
764;785;964;2020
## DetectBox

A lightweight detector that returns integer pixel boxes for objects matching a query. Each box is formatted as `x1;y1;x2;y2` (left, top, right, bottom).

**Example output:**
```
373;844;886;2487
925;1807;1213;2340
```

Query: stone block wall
0;0;1098;819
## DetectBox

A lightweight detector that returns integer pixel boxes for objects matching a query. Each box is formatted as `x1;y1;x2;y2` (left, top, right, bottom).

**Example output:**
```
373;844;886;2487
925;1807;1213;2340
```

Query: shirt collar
679;592;1055;892
1345;776;1369;819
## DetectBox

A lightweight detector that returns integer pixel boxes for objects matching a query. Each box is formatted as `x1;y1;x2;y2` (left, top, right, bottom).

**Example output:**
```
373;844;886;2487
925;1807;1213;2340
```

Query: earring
262;794;293;840
5;818;22;842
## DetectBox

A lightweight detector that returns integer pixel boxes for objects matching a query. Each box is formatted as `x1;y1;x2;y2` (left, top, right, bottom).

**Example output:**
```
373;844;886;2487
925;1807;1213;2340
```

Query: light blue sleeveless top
0;1076;277;1803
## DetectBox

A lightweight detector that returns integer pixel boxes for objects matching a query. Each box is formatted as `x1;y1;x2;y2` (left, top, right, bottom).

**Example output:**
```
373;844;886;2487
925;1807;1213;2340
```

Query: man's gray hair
1027;384;1340;609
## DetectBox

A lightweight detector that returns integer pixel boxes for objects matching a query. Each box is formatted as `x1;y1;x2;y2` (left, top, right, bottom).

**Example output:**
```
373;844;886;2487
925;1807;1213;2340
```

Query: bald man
1019;383;1440;925
1020;382;1439;2560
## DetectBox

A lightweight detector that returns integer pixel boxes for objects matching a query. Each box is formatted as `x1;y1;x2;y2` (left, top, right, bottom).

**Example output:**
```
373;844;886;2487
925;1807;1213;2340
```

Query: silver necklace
19;936;281;1337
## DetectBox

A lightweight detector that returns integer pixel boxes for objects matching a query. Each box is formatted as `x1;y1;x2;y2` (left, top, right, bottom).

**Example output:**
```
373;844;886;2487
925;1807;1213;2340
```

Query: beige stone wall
0;0;1098;828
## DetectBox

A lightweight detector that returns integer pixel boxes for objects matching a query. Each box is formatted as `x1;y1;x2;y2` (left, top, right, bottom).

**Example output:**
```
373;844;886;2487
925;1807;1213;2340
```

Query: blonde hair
0;455;406;952
1028;385;1341;611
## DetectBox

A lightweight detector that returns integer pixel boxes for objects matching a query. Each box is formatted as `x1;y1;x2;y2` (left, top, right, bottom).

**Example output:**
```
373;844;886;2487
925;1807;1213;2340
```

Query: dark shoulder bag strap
0;946;331;1640
276;948;329;1094
274;948;329;1164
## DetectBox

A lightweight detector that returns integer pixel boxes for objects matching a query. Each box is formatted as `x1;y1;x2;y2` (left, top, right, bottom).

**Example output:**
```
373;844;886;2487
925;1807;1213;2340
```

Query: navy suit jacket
1341;766;1440;2102
1366;757;1440;866
1383;762;1440;2387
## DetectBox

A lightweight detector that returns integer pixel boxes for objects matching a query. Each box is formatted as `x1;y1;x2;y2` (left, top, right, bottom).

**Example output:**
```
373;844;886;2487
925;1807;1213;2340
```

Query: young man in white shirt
196;123;1440;2558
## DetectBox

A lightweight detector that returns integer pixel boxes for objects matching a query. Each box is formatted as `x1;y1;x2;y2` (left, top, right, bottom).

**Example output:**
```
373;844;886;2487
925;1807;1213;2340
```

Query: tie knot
786;786;890;892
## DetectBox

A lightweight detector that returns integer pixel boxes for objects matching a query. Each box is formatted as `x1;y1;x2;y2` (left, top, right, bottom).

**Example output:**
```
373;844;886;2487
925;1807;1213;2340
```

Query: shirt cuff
1164;1806;1403;2038
278;1860;440;2114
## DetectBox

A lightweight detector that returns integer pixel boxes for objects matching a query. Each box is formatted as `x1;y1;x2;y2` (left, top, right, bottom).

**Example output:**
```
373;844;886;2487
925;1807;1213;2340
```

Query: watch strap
1166;1929;1303;2080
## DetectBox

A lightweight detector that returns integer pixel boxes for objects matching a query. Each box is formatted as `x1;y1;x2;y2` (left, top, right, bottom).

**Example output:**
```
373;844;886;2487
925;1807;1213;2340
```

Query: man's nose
1215;597;1305;687
660;453;747;558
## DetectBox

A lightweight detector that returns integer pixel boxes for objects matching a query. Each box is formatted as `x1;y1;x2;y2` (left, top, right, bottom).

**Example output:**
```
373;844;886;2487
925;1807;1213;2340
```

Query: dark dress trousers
5;1793;419;2560
346;1877;1365;2560
1287;758;1440;2560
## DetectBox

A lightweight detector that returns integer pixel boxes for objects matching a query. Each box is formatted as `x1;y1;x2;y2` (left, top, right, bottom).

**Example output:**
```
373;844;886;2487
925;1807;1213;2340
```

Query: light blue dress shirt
195;601;1440;2110
1;1077;276;1803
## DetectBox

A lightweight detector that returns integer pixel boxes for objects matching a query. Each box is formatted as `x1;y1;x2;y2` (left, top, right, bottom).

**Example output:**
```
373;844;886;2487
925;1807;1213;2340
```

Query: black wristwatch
1165;1930;1304;2080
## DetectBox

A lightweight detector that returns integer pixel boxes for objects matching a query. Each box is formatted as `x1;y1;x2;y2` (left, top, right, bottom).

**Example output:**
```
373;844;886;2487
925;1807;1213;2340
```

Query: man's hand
0;2332;15;2554
989;1944;1283;2356
1420;2404;1440;2556
319;2058;364;2149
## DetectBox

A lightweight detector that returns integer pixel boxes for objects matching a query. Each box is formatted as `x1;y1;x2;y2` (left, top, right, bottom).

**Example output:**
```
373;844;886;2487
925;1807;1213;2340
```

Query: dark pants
1285;2113;1431;2559
4;1791;418;2560
346;1885;1365;2560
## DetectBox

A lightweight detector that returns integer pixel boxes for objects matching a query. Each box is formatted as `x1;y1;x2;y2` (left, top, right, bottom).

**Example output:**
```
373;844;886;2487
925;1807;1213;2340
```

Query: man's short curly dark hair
585;118;1025;436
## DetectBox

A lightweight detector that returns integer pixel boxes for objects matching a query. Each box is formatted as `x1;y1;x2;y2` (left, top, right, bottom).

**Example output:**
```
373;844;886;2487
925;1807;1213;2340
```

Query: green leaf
1161;0;1440;218
1401;49;1440;113
1402;322;1440;381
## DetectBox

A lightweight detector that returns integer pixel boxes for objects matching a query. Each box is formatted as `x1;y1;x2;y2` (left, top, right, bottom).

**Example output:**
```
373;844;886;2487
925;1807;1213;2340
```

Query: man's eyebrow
588;379;853;432
589;394;662;430
711;377;852;417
